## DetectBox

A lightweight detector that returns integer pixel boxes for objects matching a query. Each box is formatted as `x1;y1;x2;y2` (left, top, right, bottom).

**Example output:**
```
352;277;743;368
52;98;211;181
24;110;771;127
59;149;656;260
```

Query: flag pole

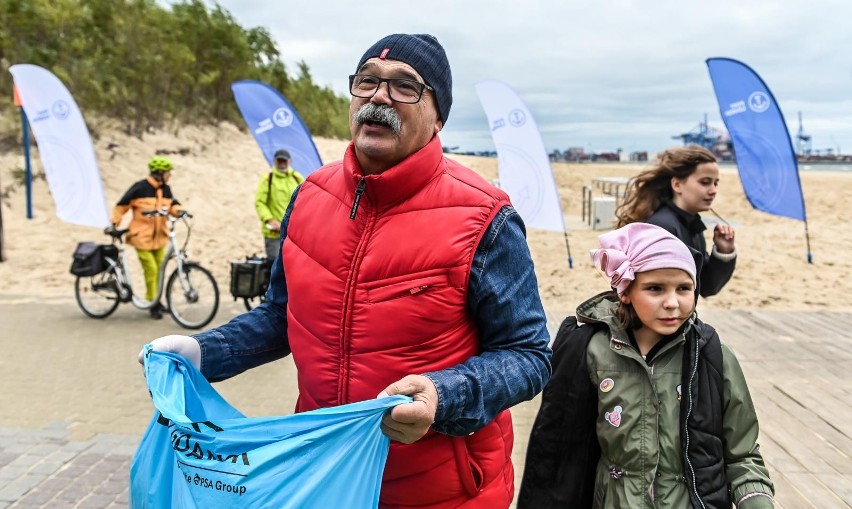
804;220;813;264
22;107;33;219
563;231;573;269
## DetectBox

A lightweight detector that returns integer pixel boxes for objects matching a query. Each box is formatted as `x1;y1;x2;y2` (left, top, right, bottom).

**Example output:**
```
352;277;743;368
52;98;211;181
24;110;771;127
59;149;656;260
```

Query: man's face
153;171;171;184
349;58;443;174
275;158;290;171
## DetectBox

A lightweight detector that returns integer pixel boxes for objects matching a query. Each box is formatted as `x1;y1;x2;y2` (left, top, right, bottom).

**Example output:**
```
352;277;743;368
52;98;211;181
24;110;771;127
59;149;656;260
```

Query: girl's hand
713;224;736;253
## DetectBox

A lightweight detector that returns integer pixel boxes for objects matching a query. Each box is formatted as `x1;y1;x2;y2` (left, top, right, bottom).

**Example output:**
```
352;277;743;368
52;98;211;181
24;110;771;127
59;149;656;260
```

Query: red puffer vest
282;137;515;509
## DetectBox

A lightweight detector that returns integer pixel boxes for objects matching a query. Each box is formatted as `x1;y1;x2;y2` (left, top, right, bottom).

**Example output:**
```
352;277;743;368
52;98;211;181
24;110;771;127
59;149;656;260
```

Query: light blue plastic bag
130;346;410;508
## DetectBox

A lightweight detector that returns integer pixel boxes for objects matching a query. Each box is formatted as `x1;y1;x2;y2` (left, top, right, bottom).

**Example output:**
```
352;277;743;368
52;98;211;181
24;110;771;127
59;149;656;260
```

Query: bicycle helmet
148;156;173;172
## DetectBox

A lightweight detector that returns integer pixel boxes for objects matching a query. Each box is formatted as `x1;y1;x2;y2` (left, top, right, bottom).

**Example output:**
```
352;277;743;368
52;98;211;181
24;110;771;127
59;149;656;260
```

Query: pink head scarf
590;223;697;295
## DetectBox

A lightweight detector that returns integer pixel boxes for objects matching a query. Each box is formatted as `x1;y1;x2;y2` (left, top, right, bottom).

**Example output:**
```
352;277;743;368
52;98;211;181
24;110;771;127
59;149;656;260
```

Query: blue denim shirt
194;187;552;436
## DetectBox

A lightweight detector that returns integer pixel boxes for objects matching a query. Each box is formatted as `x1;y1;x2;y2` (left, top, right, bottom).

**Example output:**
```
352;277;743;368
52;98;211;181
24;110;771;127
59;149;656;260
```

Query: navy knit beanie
356;33;452;125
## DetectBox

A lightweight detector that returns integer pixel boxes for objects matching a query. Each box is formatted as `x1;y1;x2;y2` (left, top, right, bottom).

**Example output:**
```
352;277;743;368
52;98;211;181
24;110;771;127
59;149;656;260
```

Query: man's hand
266;219;281;232
377;375;439;444
713;224;736;254
138;335;201;370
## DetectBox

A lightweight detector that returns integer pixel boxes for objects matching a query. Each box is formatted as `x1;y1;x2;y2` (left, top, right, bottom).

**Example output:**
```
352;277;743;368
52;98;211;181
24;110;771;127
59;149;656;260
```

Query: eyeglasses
348;74;433;104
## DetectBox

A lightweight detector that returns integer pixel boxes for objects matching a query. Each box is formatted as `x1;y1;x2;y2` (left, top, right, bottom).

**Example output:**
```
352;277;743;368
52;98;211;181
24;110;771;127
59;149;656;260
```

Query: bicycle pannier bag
229;259;270;298
70;242;117;277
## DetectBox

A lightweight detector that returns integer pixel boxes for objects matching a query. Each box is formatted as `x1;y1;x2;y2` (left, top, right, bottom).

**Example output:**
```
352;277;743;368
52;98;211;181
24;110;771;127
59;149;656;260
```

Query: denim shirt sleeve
192;187;301;382
423;205;552;436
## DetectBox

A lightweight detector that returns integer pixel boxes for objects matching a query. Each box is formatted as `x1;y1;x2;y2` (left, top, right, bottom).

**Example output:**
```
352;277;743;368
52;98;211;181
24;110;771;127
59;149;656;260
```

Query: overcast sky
201;0;851;155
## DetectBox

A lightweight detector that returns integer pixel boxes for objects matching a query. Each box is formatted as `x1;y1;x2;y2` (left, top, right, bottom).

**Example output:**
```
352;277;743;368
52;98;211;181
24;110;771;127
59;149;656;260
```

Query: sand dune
1;123;849;312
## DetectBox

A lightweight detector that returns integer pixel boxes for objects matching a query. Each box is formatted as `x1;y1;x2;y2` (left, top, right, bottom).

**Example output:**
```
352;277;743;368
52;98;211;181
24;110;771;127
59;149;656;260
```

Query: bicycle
73;209;220;329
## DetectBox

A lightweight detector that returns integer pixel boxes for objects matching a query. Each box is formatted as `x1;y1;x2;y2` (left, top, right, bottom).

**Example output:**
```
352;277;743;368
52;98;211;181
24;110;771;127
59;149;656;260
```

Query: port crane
672;113;733;160
796;111;812;157
673;114;729;157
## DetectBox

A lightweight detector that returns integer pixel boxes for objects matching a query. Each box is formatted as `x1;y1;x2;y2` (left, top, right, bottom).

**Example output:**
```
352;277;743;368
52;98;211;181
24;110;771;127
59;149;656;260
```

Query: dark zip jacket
646;201;735;297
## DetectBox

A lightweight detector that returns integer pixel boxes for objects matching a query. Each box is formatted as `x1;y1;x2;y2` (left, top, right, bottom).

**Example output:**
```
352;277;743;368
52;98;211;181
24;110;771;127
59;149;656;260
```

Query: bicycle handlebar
105;209;192;242
141;209;193;219
103;225;127;238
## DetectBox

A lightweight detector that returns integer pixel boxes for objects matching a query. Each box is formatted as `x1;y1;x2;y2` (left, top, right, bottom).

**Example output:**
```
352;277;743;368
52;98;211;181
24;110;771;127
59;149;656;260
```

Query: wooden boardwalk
510;309;852;508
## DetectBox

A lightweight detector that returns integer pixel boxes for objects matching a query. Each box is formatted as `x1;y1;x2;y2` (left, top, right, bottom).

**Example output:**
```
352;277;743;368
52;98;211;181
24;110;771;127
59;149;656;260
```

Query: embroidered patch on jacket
605;405;623;427
599;378;615;393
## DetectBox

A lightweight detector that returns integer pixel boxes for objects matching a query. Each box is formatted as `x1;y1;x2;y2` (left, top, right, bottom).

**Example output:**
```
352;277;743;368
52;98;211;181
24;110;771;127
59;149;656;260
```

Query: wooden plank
808;311;852;338
774;312;852;362
769;470;818;509
761;381;852;460
748;384;840;474
783;472;850;508
741;310;794;337
753;416;807;474
706;311;803;367
737;312;852;360
814;473;852;507
712;310;852;506
755;311;827;340
708;311;774;360
771;377;852;440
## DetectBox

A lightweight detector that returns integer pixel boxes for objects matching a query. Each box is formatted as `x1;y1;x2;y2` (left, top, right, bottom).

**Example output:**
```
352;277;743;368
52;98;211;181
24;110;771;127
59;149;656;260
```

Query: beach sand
1;123;849;312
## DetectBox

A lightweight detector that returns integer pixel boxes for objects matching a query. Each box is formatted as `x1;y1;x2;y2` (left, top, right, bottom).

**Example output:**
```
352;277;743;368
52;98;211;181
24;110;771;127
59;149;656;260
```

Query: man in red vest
144;33;551;508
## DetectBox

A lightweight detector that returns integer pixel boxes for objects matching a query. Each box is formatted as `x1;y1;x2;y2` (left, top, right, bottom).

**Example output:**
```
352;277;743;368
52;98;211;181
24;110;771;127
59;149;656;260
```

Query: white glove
138;334;201;370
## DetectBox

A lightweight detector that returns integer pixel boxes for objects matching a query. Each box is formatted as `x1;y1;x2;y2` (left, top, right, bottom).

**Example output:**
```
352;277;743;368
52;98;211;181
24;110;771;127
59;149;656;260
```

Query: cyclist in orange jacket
110;156;183;319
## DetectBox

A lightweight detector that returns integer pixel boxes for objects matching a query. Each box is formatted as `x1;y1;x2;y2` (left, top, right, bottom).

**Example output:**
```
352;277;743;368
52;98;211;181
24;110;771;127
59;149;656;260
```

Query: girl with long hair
616;145;736;297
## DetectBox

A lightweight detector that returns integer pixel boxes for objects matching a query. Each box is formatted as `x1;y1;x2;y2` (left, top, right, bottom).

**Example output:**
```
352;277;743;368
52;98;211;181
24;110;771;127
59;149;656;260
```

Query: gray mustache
353;103;402;134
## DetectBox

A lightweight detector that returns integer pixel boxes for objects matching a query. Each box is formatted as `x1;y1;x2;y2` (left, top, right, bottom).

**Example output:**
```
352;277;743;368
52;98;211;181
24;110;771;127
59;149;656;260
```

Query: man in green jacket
255;149;304;258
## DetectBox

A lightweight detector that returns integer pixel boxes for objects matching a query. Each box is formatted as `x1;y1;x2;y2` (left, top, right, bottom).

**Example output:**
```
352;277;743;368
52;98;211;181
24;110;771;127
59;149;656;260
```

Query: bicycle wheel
166;263;219;329
75;270;121;318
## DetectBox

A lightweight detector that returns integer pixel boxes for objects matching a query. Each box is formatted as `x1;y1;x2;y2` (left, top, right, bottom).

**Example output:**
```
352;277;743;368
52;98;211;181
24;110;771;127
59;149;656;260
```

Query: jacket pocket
452;436;483;497
366;274;449;303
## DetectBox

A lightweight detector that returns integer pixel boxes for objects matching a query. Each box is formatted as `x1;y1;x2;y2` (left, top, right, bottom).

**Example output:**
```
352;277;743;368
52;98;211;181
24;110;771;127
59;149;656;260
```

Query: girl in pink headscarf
519;223;774;509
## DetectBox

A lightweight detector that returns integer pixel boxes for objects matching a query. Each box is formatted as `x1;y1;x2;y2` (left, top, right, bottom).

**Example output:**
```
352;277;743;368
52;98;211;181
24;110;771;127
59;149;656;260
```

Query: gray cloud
201;0;852;155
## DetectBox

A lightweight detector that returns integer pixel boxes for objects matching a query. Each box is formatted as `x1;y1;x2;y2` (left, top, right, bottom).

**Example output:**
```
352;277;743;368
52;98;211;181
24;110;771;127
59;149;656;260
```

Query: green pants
137;246;167;302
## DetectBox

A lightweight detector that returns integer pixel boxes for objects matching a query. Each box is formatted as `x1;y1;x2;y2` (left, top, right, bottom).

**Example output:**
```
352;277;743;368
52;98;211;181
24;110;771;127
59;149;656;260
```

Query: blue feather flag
705;57;812;262
232;80;323;175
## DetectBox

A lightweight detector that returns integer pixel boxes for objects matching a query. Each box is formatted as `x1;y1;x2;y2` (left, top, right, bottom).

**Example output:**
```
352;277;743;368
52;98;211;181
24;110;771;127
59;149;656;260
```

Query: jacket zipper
682;319;706;509
338;178;372;404
350;177;366;219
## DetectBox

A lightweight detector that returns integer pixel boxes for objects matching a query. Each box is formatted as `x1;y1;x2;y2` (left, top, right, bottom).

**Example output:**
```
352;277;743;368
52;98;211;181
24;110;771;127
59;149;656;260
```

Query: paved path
0;295;296;508
2;295;851;507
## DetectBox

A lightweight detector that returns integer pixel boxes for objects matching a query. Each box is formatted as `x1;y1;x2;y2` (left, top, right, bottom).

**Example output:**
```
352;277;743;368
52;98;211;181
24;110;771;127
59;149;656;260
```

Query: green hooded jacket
575;293;774;508
254;167;304;239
